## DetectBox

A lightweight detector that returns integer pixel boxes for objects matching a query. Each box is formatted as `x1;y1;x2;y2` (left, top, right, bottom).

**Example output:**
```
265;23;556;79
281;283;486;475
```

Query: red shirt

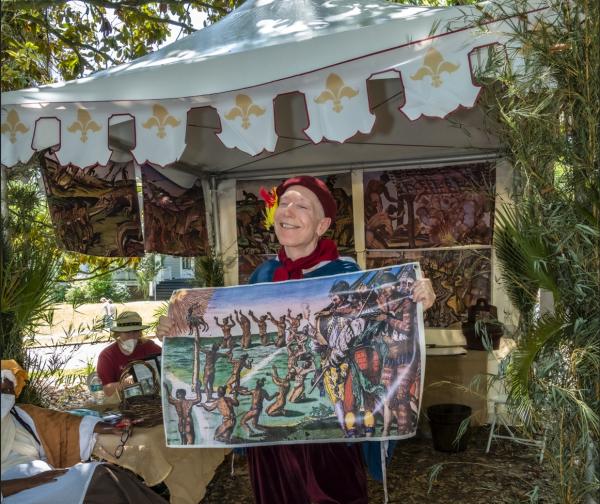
97;339;162;385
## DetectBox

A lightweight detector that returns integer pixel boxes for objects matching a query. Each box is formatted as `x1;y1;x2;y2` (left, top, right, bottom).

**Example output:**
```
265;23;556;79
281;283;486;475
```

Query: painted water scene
161;263;425;448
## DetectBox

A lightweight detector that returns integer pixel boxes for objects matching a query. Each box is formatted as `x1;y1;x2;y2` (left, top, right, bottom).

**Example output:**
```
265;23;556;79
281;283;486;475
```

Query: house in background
112;255;195;300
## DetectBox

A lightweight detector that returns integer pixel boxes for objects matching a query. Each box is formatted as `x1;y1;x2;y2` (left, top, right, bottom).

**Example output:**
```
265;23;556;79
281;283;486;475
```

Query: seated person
97;311;161;398
0;359;166;503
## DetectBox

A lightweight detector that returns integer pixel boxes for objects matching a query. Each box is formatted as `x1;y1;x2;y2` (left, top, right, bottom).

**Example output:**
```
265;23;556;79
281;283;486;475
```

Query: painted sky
177;263;419;338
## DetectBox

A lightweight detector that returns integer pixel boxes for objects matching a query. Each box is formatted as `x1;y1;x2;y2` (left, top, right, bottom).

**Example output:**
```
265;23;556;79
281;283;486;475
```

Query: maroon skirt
247;443;368;504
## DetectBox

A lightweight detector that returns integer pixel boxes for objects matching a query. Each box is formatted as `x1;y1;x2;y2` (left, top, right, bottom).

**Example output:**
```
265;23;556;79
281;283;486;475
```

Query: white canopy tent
0;0;547;320
1;0;548;168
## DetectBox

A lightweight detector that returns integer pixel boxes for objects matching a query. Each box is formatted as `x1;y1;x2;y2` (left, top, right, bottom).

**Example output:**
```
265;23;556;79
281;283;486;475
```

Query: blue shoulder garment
249;257;361;284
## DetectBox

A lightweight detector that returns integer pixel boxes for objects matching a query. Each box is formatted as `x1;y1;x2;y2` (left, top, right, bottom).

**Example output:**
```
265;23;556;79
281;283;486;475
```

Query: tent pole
210;175;221;255
0;165;7;223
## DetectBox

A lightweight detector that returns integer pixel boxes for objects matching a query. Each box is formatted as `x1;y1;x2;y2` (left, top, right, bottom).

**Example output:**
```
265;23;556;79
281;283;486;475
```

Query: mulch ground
200;428;554;504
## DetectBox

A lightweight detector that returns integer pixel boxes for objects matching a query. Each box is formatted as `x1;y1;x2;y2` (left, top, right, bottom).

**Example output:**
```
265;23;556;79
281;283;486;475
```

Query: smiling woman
156;174;436;503
268;176;338;274
245;175;370;504
274;185;330;259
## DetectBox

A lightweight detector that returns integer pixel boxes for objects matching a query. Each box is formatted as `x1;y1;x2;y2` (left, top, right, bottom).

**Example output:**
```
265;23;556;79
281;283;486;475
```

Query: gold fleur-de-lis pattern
224;94;265;129
142;104;181;139
1;109;30;144
67;108;102;142
410;47;460;88
314;74;359;113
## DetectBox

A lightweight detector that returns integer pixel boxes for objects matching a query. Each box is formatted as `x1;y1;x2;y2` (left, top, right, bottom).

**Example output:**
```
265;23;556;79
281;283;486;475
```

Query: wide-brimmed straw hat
111;311;149;332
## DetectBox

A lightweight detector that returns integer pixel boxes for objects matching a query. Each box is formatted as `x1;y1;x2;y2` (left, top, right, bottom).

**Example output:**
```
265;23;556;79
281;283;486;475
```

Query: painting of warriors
363;163;495;249
41;155;144;257
161;263;425;448
141;164;209;256
367;249;491;328
236;174;355;257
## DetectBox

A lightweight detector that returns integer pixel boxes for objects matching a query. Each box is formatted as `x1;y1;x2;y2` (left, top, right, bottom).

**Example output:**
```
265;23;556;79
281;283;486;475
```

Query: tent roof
4;0;513;105
1;0;549;169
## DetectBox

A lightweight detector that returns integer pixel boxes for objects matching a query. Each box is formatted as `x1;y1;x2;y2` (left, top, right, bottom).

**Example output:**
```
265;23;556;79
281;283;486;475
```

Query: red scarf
273;239;339;282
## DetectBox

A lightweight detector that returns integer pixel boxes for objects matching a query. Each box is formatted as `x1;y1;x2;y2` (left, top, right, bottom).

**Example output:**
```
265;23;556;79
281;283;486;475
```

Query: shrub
110;282;130;303
85;276;114;302
64;284;87;305
64;277;130;304
482;0;599;500
52;282;69;303
193;253;225;288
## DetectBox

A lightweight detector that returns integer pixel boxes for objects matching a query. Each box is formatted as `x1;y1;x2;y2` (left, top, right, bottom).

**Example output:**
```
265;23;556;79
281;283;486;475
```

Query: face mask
119;338;137;355
1;393;15;420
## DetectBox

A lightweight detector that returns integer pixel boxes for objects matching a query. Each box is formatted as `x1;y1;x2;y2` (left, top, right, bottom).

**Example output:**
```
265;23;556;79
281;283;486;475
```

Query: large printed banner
363;163;495;249
162;263;425;448
141;164;209;257
41;156;144;257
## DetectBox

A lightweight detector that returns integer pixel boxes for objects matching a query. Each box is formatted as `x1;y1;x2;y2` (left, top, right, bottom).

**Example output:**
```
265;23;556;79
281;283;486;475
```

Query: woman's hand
0;469;68;496
413;278;436;311
156;315;175;342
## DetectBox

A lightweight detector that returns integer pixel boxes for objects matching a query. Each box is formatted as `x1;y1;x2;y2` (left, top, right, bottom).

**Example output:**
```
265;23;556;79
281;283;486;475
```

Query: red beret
276;176;337;221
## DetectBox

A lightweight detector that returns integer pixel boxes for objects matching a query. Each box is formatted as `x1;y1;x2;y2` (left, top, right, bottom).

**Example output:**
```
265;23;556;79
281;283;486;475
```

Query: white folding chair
485;395;546;463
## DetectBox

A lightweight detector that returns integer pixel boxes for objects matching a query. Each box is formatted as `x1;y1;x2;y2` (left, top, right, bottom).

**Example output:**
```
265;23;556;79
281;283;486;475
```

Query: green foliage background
64;276;131;304
480;1;599;501
1;0;243;92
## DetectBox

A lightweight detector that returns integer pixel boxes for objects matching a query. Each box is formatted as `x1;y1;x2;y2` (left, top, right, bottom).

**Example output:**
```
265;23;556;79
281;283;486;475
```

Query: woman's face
273;185;331;258
117;330;141;355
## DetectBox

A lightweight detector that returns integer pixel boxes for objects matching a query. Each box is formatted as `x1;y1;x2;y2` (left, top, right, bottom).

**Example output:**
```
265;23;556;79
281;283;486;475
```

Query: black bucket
427;404;472;453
